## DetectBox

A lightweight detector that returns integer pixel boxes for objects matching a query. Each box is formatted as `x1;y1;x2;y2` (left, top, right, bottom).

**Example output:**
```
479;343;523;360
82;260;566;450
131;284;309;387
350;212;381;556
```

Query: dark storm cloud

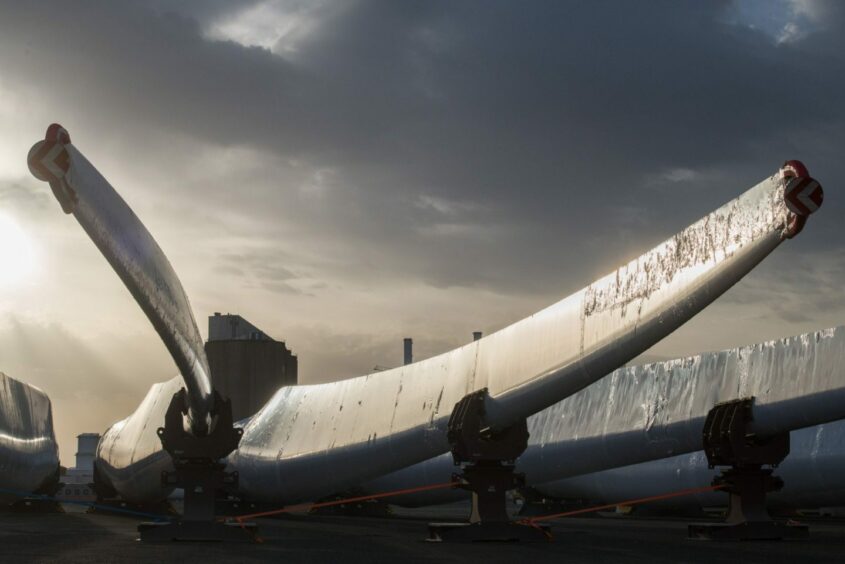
0;0;842;295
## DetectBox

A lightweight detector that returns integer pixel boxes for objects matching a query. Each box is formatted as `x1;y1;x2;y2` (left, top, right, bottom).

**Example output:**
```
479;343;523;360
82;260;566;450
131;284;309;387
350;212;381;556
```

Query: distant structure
205;313;297;421
208;312;271;341
400;333;481;368
403;338;413;365
58;433;99;502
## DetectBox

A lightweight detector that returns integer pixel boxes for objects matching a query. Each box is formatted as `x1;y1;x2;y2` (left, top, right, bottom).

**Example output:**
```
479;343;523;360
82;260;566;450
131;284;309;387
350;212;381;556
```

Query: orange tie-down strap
231;480;460;522
227;480;460;543
225;480;728;542
518;484;726;525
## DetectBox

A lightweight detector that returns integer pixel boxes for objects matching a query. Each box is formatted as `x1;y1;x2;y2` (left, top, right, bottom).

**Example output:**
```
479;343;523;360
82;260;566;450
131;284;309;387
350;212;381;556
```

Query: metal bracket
428;389;549;542
447;389;529;464
138;388;254;542
701;397;789;468
689;397;807;541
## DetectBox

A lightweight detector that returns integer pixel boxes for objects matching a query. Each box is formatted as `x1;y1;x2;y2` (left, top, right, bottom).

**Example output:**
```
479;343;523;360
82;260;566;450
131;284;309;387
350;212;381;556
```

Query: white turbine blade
29;131;214;436
225;166;802;504
0;371;60;502
73;143;810;504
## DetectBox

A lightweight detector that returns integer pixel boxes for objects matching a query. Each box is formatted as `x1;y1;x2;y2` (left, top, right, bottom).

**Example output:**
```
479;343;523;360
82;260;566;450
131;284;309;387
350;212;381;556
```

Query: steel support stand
428;389;549;542
138;389;255;542
7;467;63;513
688;397;808;541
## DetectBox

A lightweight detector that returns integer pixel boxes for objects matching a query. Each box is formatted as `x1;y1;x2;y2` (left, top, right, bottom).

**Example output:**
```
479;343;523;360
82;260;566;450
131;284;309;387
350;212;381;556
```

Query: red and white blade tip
27;124;72;182
45;123;71;144
780;160;823;217
781;159;808;179
27;140;69;182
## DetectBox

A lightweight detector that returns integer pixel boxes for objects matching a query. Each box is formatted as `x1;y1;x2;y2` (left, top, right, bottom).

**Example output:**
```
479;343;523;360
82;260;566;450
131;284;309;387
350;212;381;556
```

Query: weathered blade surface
226;164;802;504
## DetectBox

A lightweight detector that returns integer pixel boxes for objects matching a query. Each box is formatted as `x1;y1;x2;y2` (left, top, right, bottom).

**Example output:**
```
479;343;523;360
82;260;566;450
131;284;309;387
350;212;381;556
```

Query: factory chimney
403;338;413;365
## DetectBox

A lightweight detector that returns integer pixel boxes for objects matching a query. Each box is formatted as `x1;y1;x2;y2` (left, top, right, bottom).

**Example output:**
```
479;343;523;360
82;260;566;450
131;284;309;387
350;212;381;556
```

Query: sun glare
0;213;37;288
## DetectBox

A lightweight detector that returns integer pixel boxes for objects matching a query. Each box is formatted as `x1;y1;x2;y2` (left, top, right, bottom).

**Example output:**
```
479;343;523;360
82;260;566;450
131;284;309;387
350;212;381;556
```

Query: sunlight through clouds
204;0;327;56
0;212;38;289
724;0;822;43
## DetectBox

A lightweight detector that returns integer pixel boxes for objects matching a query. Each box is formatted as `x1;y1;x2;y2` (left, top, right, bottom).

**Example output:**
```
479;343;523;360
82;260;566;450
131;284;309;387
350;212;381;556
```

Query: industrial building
58;433;99;502
205;313;297;421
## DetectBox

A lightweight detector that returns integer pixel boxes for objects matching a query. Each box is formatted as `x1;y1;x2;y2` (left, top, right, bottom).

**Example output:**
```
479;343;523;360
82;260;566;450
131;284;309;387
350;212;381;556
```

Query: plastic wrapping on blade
519;326;845;484
0;372;60;502
536;418;845;510
94;377;181;503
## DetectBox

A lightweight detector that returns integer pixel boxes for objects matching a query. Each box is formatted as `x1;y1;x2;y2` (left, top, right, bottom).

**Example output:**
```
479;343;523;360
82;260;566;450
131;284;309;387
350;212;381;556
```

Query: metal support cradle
138;389;254;542
688;397;808;541
428;389;549;542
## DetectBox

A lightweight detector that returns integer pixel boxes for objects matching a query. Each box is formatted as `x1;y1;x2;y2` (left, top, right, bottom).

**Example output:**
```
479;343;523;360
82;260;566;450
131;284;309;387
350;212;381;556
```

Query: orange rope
520;484;726;524
227;480;726;543
235;519;264;543
233;480;459;522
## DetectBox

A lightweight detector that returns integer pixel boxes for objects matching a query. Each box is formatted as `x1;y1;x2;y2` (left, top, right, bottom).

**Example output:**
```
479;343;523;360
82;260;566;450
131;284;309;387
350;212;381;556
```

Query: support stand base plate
138;520;257;542
6;498;63;513
88;499;174;519
688;521;808;541
427;521;550;542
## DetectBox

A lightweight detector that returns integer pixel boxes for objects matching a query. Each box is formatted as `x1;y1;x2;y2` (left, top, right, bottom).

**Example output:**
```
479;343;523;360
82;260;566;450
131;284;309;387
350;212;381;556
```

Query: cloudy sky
0;0;842;465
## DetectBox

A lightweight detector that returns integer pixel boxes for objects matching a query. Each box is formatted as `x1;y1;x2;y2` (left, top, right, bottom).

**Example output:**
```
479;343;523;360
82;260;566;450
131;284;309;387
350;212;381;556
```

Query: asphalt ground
1;506;844;563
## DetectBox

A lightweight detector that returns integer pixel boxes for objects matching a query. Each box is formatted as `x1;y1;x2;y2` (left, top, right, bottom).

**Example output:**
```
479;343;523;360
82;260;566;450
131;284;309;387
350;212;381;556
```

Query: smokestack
473;331;483;341
403;338;413;365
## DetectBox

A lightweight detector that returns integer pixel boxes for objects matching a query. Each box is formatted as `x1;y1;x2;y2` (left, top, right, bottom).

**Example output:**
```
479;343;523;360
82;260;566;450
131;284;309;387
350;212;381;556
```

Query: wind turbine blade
28;125;214;436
